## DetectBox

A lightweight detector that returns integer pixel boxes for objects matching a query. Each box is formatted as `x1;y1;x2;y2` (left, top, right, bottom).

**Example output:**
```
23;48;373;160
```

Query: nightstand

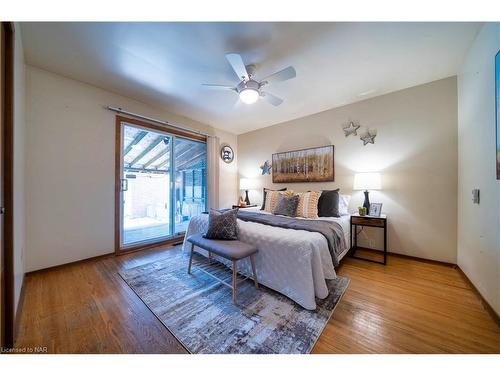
232;204;258;209
350;214;387;265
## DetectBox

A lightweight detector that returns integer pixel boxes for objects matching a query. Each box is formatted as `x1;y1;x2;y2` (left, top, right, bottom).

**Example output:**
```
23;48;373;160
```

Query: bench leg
232;260;237;305
250;254;259;289
187;242;194;274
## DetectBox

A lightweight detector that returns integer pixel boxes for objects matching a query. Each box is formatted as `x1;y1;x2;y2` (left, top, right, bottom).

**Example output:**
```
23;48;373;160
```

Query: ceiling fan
202;53;296;106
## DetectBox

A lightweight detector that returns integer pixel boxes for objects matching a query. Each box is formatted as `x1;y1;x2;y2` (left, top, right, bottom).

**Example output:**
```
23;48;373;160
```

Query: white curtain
206;135;220;210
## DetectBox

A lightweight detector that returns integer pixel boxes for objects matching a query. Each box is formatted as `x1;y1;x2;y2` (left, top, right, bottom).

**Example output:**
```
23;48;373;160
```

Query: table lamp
353;172;381;212
239;178;257;205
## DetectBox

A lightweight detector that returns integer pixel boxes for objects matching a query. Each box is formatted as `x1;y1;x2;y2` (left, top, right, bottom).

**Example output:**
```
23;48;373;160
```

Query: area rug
119;249;349;354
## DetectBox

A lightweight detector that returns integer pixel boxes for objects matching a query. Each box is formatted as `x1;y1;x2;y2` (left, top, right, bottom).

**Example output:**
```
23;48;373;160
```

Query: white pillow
338;194;351;216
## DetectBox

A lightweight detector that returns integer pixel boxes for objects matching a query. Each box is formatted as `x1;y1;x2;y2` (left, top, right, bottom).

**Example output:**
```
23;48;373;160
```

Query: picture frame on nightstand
369;202;383;217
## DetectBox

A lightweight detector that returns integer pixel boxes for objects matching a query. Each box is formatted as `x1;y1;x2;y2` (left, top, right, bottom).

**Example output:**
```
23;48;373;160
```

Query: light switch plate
472;189;480;204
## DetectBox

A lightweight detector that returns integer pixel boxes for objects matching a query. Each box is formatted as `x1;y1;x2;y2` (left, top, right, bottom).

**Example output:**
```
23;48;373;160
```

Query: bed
182;207;351;310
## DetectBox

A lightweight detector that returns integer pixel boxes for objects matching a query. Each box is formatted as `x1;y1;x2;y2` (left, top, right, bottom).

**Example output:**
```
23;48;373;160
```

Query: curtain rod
106;106;212;138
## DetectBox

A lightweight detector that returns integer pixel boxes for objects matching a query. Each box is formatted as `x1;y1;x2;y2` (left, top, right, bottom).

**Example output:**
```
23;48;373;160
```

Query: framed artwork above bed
272;145;334;183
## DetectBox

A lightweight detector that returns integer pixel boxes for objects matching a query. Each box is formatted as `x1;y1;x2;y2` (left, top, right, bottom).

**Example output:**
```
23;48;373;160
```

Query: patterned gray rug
120;249;349;354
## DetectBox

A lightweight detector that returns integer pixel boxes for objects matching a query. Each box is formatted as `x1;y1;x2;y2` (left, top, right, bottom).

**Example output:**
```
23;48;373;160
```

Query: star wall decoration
260;160;272;175
360;129;377;145
342;121;361;137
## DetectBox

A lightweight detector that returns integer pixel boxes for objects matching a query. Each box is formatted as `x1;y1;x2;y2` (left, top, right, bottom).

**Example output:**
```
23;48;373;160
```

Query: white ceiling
21;22;481;134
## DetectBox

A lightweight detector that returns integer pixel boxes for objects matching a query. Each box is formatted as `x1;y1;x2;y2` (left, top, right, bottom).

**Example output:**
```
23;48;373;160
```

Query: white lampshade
353;172;381;190
240;178;258;190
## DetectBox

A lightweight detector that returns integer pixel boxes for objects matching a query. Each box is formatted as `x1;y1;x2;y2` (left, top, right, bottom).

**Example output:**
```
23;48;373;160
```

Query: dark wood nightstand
350;214;387;265
232;204;258;209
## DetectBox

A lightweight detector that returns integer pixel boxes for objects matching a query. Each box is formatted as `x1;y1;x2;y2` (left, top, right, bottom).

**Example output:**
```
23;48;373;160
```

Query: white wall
238;77;458;263
457;23;500;315
25;66;238;272
13;23;26;315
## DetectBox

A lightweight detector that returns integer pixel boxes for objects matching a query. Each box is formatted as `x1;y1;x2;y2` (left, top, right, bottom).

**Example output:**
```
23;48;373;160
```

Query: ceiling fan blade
261;91;284;106
260;66;296;85
225;53;249;81
201;84;236;91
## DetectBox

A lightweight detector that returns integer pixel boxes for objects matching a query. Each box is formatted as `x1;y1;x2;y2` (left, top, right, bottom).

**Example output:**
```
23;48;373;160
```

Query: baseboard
25;241;184;275
456;266;500;328
25;252;115;275
14;274;25;343
352;247;456;268
387;251;456;268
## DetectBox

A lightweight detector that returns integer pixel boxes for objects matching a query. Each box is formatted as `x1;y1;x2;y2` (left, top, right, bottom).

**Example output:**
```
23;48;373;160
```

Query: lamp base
244;190;250;205
363;190;370;212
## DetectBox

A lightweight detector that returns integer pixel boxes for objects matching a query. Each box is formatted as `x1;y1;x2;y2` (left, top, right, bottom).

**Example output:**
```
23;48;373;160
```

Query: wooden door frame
1;21;15;350
114;115;205;255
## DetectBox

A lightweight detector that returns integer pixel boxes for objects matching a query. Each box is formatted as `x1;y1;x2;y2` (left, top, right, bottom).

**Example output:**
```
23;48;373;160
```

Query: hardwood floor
15;246;500;354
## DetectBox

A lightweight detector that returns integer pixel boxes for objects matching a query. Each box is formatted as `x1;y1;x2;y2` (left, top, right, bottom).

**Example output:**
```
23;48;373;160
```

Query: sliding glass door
117;119;207;251
173;137;207;233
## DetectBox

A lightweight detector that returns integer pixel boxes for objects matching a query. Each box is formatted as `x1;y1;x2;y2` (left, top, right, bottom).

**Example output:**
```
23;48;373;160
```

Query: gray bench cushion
187;234;258;260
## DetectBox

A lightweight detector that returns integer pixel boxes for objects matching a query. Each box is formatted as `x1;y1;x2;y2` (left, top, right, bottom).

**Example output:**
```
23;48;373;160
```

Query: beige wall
25;66;238;272
217;137;238;208
238;77;458;263
457;23;500;315
13;24;26;314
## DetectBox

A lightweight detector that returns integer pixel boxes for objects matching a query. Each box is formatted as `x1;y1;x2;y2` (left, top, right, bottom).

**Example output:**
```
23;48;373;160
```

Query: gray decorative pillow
272;194;300;217
204;208;239;240
318;189;340;217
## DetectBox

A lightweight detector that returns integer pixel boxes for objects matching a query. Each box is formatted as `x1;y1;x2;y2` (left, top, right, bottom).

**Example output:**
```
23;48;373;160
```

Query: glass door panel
173;137;207;234
121;123;172;247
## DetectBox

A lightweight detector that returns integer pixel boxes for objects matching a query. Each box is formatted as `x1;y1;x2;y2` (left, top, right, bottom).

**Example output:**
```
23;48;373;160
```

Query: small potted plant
358;206;367;216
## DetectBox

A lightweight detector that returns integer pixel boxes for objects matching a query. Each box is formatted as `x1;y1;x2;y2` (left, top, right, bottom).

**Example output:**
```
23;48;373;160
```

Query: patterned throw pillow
203;208;239;240
263;190;282;212
296;191;321;219
260;187;287;210
272;194;300;217
264;190;295;212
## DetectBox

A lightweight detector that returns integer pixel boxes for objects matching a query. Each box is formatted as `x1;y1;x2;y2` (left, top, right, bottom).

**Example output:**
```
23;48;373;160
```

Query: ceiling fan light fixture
239;88;260;104
202;53;294;107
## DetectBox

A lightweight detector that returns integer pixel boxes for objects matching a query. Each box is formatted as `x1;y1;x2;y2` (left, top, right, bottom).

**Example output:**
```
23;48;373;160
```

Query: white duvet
182;208;351;310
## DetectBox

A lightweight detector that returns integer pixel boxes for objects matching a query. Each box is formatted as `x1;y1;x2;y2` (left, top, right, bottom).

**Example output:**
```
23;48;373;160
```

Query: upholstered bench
186;234;259;304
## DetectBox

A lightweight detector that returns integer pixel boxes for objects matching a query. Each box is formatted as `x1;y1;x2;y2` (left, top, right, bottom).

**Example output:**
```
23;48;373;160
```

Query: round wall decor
220;145;234;163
